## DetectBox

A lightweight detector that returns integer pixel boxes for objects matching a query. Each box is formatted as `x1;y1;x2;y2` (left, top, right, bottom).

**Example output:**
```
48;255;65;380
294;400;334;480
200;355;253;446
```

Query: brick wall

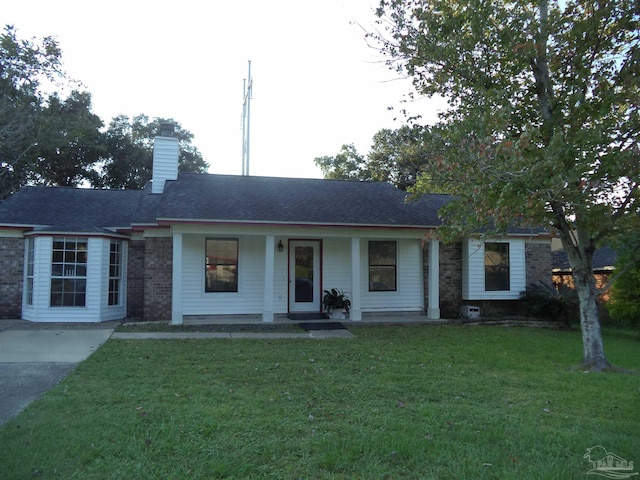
127;240;145;319
0;237;24;318
462;241;552;318
439;242;463;319
143;237;173;321
424;240;552;320
423;241;463;319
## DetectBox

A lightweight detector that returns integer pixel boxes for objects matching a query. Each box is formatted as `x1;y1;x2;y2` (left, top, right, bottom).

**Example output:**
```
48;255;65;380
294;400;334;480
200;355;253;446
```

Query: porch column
262;235;275;322
171;232;183;325
350;237;362;321
427;238;441;320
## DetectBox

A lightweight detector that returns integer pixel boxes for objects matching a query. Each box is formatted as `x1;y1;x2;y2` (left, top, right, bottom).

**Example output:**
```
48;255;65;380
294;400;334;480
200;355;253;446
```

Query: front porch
168;230;443;325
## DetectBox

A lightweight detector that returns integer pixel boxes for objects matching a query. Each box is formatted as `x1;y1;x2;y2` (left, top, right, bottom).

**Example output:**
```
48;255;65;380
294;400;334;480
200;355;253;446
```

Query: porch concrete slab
111;331;353;340
228;332;311;339
0;329;113;363
111;332;233;340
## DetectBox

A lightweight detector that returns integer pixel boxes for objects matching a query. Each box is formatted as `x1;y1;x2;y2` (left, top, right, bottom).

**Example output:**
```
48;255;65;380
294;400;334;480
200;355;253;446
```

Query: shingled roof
0;174;452;233
552;246;617;272
0;186;146;233
154;174;450;227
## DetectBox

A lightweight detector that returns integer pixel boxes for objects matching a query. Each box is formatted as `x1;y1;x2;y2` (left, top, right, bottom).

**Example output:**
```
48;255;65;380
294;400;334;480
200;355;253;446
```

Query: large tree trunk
558;225;611;371
571;261;611;371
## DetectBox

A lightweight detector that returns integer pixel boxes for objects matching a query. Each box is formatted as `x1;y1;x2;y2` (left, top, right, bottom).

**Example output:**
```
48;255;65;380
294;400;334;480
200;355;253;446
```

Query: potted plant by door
322;288;351;320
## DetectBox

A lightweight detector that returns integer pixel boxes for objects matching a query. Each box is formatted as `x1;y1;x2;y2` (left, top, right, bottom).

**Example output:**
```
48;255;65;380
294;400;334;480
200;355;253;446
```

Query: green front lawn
1;325;638;479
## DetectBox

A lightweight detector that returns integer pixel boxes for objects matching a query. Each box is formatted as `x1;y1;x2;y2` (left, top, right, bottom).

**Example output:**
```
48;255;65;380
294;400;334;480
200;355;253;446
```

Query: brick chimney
151;122;179;194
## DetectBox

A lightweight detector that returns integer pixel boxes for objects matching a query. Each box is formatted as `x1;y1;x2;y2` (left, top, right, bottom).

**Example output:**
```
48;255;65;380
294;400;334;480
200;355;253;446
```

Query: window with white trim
108;240;123;306
485;242;510;291
205;238;238;292
25;238;34;305
50;238;87;307
369;241;397;291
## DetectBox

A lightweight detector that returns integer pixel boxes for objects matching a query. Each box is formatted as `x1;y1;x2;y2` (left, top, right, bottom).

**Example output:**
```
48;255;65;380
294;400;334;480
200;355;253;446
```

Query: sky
5;0;446;179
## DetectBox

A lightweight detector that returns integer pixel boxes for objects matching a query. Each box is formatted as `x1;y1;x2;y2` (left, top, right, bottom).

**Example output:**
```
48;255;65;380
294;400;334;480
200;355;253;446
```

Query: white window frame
462;239;526;300
108;240;123;306
50;237;88;307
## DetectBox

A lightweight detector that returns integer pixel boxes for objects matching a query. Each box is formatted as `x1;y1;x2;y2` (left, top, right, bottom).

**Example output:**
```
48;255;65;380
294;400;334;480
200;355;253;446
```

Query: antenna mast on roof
241;60;253;176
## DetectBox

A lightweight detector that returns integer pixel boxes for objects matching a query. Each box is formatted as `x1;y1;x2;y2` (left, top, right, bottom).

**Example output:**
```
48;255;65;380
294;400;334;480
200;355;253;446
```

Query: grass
115;321;305;333
1;325;638;479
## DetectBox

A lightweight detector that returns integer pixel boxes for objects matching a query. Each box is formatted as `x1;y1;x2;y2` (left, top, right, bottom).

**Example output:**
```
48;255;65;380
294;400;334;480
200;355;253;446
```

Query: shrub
520;281;578;326
609;248;640;329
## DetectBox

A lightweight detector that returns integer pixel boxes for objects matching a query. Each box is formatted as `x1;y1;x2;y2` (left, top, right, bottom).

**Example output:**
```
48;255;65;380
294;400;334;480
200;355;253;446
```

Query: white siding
463;238;526;300
178;232;425;317
100;240;128;321
22;236;50;322
182;235;289;315
151;136;179;193
360;238;424;313
322;238;352;295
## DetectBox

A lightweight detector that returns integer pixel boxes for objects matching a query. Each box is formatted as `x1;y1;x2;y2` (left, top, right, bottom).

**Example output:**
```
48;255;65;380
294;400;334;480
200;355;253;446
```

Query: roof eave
155;218;440;230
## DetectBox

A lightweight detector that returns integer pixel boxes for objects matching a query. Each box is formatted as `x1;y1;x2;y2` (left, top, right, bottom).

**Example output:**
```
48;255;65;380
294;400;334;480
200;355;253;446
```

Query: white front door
289;240;321;312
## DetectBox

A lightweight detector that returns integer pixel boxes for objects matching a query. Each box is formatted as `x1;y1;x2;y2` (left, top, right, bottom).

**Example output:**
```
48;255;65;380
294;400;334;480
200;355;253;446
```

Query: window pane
369;241;397;291
77;250;87;264
108;240;123;306
369;241;396;265
205;239;238;292
26;278;34;305
294;246;314;302
485;242;510;291
109;265;119;277
50;239;88;307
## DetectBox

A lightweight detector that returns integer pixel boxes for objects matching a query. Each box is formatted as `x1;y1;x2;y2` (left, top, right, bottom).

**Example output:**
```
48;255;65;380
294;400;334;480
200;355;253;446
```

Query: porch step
287;312;330;321
298;322;345;331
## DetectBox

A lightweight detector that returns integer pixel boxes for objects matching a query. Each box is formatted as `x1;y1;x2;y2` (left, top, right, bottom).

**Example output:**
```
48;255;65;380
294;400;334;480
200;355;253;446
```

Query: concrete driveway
0;320;116;425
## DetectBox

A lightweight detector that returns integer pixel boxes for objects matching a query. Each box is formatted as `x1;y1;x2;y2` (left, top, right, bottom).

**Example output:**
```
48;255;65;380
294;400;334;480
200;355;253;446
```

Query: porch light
278;240;284;252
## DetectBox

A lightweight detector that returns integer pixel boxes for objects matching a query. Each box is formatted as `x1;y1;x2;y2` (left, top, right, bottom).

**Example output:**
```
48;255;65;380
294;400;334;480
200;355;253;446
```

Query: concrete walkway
111;329;354;340
0;322;115;426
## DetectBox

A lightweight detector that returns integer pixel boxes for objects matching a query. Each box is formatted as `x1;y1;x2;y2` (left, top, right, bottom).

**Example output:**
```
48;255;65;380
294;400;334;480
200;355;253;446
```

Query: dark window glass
205;239;239;292
25;238;35;305
369;241;397;291
485;242;510;291
50;238;88;307
108;241;122;306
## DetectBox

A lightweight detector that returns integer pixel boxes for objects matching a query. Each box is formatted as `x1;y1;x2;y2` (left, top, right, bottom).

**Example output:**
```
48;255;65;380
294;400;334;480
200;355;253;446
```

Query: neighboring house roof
0;174;452;232
552;246;617;272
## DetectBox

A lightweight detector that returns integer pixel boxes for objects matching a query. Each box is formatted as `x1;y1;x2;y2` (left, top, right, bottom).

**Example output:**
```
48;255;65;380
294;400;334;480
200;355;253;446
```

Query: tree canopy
0;25;64;196
95;115;208;190
0;26;209;198
314;124;452;192
371;0;639;370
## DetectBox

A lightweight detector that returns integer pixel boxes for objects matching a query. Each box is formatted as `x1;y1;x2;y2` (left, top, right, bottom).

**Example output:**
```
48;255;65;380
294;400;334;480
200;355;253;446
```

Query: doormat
287;313;329;321
298;322;345;331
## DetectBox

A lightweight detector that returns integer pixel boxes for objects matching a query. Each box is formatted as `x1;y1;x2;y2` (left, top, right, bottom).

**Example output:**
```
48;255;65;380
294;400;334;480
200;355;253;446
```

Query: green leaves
372;0;638;244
